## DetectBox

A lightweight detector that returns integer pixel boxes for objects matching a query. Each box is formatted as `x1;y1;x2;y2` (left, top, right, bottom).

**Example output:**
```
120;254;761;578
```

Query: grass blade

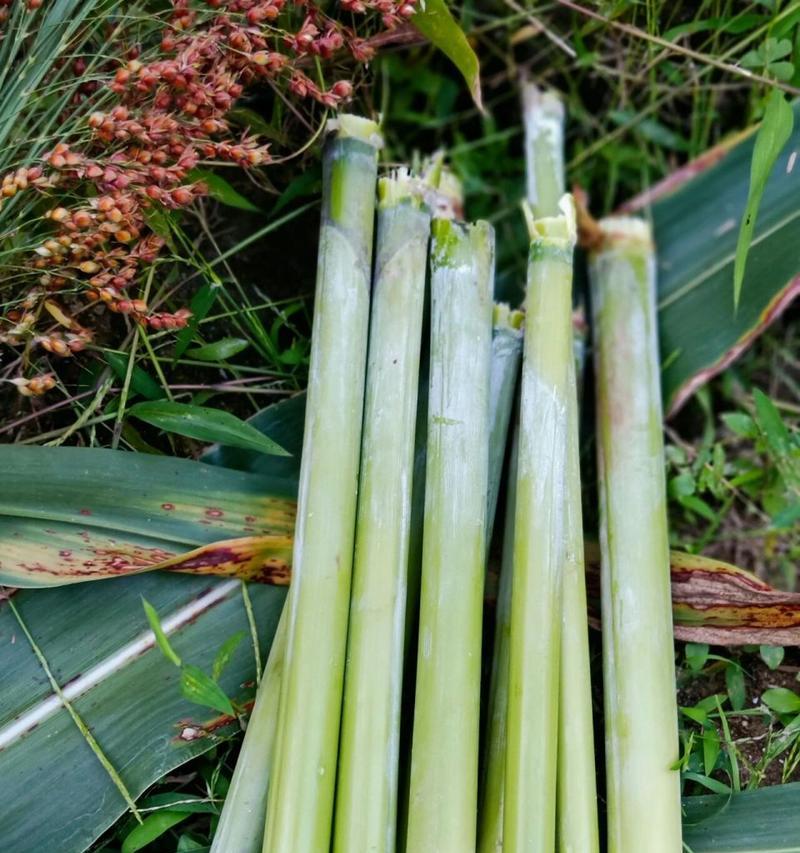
733;90;794;309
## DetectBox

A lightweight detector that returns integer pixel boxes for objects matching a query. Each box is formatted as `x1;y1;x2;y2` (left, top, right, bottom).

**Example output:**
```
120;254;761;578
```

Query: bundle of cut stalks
211;100;682;853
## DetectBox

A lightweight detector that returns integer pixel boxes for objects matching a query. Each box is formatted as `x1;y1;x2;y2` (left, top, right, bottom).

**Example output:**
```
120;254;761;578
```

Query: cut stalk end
522;193;577;251
378;168;427;209
493;301;524;332
592;216;653;256
327;113;383;147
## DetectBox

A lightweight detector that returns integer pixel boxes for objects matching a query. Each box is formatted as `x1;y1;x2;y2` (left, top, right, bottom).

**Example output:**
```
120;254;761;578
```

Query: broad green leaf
628;100;800;414
0;398;300;851
762;687;800;714
143;598;182;667
181;664;235;717
185;337;250;362
412;0;482;110
122;811;190;853
128;401;290;457
0;572;286;852
683;781;800;851
188;169;261;213
733;90;794;309
0;445;296;587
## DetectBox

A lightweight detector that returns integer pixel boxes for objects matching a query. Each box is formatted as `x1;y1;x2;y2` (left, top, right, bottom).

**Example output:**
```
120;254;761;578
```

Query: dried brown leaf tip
572;185;604;252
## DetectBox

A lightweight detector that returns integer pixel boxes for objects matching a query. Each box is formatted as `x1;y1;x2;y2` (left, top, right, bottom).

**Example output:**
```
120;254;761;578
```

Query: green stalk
557;352;600;853
589;218;682;853
262;114;380;853
486;303;524;545
522;81;565;219
524;81;600;853
477;428;518;853
504;196;576;853
406;218;494;853
332;171;430;853
211;606;287;853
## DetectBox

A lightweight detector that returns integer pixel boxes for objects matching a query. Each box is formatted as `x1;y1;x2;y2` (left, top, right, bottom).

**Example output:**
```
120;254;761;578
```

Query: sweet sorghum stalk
0;0;416;394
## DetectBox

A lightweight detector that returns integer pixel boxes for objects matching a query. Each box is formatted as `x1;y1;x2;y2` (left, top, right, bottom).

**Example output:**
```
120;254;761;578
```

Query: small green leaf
174;282;220;360
721;412;757;439
753;388;793;457
669;471;696;499
678;494;718;522
105;352;164;401
733;90;793;308
212;631;245;682
772;501;800;529
186;337;250;362
759;645;785;670
768;61;795;82
681;771;732;795
682;706;708;724
686;642;710;672
762;687;800;714
122;811;190;853
188;169;261;212
128;401;290;456
702;724;721;776
181;664;235;716
142;598;182;668
411;0;482;110
725;663;746;711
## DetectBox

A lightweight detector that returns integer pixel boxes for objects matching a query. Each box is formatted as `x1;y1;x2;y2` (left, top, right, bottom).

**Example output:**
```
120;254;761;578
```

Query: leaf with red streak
0;445;296;587
584;544;800;646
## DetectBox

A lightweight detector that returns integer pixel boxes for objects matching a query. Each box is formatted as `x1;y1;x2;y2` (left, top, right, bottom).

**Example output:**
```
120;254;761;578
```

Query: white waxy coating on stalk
522;82;565;219
332;171;430;853
504;193;576;853
406;218;494;853
262;116;380;853
590;216;682;853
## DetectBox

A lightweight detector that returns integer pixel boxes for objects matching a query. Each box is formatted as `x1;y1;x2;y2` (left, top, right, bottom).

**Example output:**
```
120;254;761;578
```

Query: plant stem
262;114;380;853
332;171;430;853
211;605;287;853
478;428;518;853
524;81;600;853
504;196;576;853
589;217;682;853
486;303;524;546
406;218;494;853
522;82;565;220
557;351;600;853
